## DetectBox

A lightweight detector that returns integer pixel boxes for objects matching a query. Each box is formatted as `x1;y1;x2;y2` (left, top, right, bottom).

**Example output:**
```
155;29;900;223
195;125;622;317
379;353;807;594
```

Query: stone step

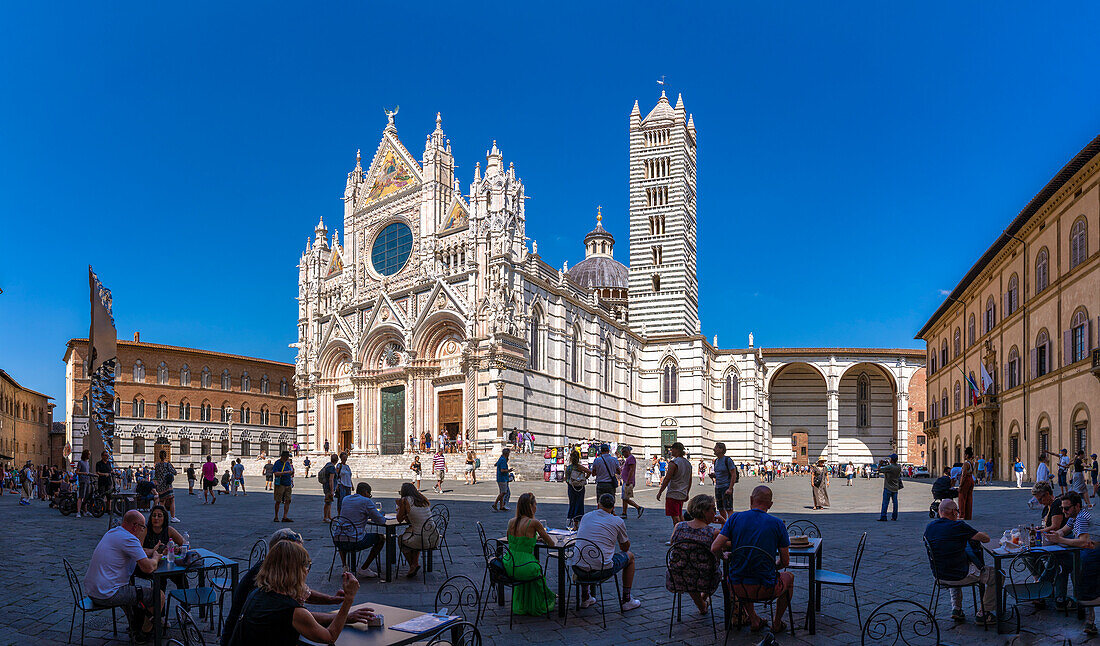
229;450;551;482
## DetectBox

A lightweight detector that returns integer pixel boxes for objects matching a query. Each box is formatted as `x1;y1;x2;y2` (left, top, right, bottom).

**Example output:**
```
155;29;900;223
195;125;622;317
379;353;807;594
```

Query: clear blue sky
2;3;1098;403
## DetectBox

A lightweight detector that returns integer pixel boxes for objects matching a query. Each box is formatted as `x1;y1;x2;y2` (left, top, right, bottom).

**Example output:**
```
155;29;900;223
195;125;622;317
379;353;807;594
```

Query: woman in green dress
503;493;557;615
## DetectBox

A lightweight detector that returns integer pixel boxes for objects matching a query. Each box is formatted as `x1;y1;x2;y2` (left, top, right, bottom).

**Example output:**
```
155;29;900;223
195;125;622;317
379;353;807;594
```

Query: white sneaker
76;513;82;518
170;517;181;523
621;598;642;612
580;596;597;609
360;567;379;578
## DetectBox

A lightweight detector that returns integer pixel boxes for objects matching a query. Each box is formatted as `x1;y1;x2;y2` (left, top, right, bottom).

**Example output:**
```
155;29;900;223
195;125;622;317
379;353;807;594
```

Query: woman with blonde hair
227;540;364;646
396;482;439;578
667;494;721;615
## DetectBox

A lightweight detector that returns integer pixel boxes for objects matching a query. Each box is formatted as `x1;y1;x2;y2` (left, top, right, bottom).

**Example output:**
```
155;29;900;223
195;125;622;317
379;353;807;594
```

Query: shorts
273;484;292;504
437;470;446;482
266;476;273;482
464;464;474;473
202;478;215;491
715;486;733;512
158;489;174;500
574;552;630;581
335;533;383;553
323;485;334;503
665;497;685;517
595;482;616;499
90;584;155;611
621;484;635;500
79;481;94;499
728;578;788;601
1059;469;1068;487
497;482;510;494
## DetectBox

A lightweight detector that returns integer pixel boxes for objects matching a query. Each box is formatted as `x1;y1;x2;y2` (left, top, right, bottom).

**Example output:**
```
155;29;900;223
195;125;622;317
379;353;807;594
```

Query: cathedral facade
294;94;925;464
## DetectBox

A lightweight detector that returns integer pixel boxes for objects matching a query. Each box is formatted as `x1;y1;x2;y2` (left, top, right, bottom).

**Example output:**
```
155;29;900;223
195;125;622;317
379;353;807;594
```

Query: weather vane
656;75;667;92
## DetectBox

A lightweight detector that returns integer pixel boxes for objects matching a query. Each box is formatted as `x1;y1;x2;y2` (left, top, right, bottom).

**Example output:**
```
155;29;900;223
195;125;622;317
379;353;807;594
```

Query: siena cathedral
294;92;925;464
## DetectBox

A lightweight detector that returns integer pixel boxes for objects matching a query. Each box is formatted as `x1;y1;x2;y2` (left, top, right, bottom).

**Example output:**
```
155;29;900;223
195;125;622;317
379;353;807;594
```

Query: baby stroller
929;478;958;518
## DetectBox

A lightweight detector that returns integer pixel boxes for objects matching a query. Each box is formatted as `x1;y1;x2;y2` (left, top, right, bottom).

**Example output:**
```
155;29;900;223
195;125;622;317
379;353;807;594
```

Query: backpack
317;464;330;485
475;458;481;469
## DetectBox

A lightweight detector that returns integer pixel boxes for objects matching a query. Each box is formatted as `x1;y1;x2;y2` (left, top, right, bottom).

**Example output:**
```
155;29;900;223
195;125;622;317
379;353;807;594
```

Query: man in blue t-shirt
710;486;793;633
923;499;996;623
710;442;739;521
492;448;512;512
272;451;295;523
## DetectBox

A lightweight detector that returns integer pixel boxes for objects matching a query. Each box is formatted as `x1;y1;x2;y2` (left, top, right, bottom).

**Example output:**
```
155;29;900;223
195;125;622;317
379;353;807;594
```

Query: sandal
771;620;788;633
749;619;767;632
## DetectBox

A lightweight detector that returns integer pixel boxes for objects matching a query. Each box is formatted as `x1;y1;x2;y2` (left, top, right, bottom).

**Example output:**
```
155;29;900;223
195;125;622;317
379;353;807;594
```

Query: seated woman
227;541;368;646
667;494;721;615
504;493;556;615
139;505;187;589
396;483;439;578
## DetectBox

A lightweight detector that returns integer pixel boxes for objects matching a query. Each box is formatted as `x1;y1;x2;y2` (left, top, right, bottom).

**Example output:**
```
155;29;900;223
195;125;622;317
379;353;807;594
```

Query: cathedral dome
567;206;628;291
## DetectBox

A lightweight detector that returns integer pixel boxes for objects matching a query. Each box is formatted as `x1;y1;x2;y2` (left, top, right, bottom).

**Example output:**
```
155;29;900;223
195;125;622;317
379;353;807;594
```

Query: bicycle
58;486;107;517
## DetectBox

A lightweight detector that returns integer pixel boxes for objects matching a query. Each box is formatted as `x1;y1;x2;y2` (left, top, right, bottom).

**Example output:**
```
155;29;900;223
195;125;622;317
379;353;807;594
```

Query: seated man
221;528;375;646
711;485;793;633
84;510;163;642
334;482;388;577
573;493;642;611
923;499;996;624
931;467;959;501
1046;491;1089;611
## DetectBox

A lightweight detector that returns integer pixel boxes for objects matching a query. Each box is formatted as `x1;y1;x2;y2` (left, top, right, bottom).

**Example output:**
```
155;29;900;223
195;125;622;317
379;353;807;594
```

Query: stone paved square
0;474;1087;645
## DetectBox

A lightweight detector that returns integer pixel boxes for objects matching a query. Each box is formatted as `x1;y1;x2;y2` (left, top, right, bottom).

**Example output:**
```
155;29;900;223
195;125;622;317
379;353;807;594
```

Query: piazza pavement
0;471;1088;645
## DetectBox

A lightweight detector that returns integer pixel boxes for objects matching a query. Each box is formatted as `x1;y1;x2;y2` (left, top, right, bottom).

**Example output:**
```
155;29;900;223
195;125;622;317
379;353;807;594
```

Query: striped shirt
433;454;446;472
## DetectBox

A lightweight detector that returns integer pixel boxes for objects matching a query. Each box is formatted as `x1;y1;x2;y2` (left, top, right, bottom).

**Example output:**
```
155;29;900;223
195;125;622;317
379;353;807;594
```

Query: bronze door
438;390;463;441
337;404;353;453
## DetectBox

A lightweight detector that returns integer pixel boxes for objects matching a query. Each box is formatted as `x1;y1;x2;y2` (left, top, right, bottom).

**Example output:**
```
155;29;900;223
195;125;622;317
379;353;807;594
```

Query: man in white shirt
84;510;163;640
573;493;641;612
334;482;388;577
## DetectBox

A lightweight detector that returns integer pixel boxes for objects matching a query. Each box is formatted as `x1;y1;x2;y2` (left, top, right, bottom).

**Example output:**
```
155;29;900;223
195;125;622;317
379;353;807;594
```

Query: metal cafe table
302;603;460;646
983;542;1083;634
496;529;575;619
720;537;823;635
366;513;410;583
133;547;239;646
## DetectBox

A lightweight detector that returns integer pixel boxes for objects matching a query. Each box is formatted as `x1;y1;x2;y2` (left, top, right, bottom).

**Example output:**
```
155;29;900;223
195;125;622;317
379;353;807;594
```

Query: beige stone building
917;134;1100;479
63;335;296;466
0;368;54;467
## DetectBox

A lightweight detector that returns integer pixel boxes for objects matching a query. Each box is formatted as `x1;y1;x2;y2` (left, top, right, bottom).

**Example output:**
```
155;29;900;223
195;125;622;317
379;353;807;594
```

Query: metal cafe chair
564;537;623;629
861;599;939;646
477;536;551;628
425;620;483;646
1003;549;1058;634
247;538;267;570
922;537;983;628
783;519;821;571
813;531;868;627
328;516;364;580
723;545;796;643
431;503;455;564
166;556;231;634
665;540;720;639
434;574;482;625
166;605;206;646
62;558;122;645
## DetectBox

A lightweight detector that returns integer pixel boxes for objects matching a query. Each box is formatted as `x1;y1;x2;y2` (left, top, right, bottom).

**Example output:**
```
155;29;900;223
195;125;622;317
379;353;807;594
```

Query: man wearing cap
878;453;902;522
591;443;620;502
272;450;295;523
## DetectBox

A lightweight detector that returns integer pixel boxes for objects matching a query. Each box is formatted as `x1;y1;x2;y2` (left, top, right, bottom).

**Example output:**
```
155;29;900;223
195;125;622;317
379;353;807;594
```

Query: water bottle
181;531;190;556
166;540;176;566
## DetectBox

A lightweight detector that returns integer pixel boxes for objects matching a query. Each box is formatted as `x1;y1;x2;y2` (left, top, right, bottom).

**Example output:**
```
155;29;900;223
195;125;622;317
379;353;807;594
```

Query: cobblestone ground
0;473;1089;645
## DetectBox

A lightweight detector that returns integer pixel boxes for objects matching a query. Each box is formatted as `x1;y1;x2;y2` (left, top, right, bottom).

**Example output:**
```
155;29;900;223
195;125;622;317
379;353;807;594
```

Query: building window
1036;248;1049;293
133;437;145;456
856;373;870;427
201;367;211;389
221;404;229;423
279;378;288;396
280;408;289;427
1070;217;1088;269
133;360;145;383
1010;435;1019;465
930;353;936;374
1006;274;1019;316
200;402;211;422
221;370;231;390
178;401;190;420
724;372;739;411
179;438;190;456
603;341;613;394
968;315;976;347
240;440;250;457
180;364;191;387
260;406;269;425
953;381;961;412
1039;429;1050;458
156;399;168;419
940;389;948;419
570;329;581;383
81;394;89;415
953;328;961;357
1035;329;1050;377
241;372;251;392
1076;422;1089;454
1006;347;1020;389
984;296;996;334
114;397;121;415
133;397;145;418
661;361;678;404
528;310;541;370
158;362;169;385
1070;309;1090;364
241;405;250;424
652;274;661;293
371;221;414;277
930;399;937;420
260;375;269;394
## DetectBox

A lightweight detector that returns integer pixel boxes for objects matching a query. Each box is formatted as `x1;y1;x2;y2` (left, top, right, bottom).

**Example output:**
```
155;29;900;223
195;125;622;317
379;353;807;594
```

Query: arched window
279;378;288;397
133;397;145;418
1070;309;1090;364
200;367;211;389
157;362;169;385
279;407;289;427
661;360;678;404
156;398;168;419
221;403;230;423
940;389;948;418
180;364;190;386
940;340;948;367
133;360;145;383
260;375;269;394
930;399;937;420
857;373;870;427
1006;274;1019;316
652;274;661;292
628;353;637;400
221;369;231;390
81;394;89;415
200;402;211;422
260;406;269;425
570;328;581;383
241;404;251;424
178;400;190;420
984;296;996;334
114;397;121;416
241;372;251;392
1035;329;1050;377
1006;346;1020;388
603;340;613;393
953;381;961;411
1070;218;1088;269
529;310;541;370
968;315;976;347
1036;248;1049;293
953;328;961;357
724;371;740;411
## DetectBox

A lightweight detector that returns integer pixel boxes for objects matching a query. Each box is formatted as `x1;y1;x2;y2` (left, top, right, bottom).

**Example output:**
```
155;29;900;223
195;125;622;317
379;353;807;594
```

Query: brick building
918;134;1100;479
63;335;296;467
906;367;927;466
0;368;54;468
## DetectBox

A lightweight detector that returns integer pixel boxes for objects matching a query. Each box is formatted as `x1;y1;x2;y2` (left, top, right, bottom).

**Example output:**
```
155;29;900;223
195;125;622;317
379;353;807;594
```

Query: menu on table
390;613;458;634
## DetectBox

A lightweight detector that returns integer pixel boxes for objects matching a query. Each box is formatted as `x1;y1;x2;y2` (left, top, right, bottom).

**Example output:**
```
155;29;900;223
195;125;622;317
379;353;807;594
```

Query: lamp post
225;406;235;463
490;360;505;445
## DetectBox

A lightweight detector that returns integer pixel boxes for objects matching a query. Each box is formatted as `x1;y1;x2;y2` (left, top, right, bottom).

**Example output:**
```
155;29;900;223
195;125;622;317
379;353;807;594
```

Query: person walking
844;461;855;486
272;450;294;523
710;442;738;522
75;449;93;518
698;457;707;485
877;453;902;522
409;455;422;490
303;457;311;479
565;449;590;530
186;464;196;496
492;448;513;512
958;447;975;520
591;443;620;503
335;452;353;515
323;439;330;454
810;459;830;509
201;455;218;504
1036;454;1053;490
320;454;338;523
153;450;179;522
232;458;248;495
263;460;274;490
1014;458;1026;488
464;450;476;485
620;446;643;518
1072;449;1092;507
656;442;692;536
431;449;446;494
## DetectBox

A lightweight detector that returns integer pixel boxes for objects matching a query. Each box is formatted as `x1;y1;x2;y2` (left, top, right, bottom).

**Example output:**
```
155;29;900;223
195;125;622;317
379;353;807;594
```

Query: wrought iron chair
166;606;206;646
783;519;821;571
922;537;982;624
476;537;551;628
247;538;268;570
62;558;122;645
166;556;231;633
424;620;483;646
431;503;454;564
861;599;939;645
564;537;623;629
400;514;447;583
723;545;796;643
665;540;719;639
1004;550;1058;633
813;531;867;628
328;516;363;580
434;575;482;625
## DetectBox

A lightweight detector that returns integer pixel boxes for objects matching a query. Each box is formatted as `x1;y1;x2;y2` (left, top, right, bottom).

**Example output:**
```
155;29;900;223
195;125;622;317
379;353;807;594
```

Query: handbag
566;466;587;489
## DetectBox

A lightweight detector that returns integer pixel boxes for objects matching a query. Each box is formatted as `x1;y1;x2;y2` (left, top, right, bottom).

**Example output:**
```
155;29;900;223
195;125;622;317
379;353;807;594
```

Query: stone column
896;389;910;462
495;381;505;442
826;389;839;463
